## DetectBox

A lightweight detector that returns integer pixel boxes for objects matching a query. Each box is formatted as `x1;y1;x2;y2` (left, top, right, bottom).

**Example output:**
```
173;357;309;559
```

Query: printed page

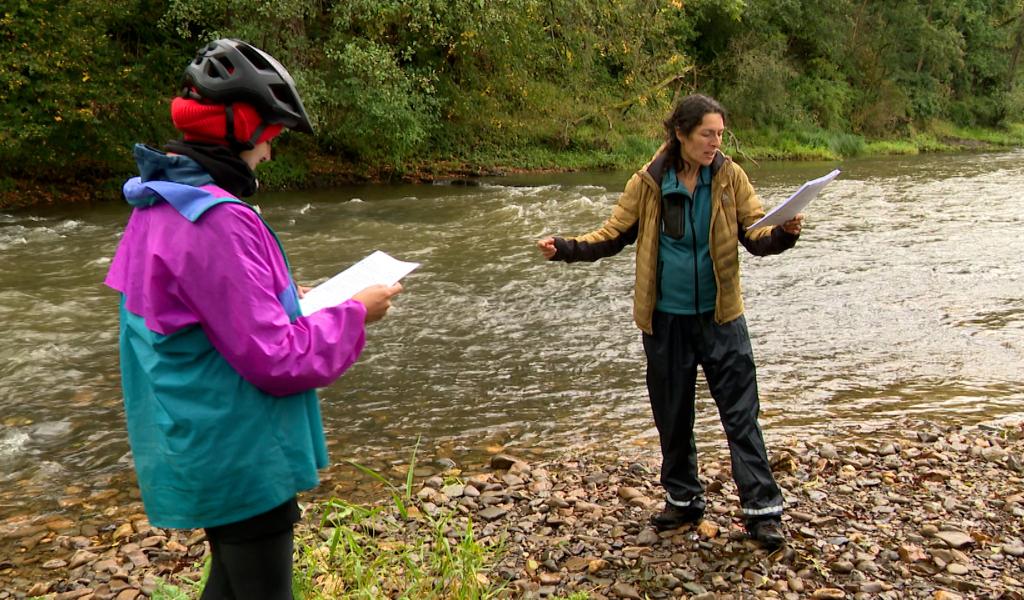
299;250;419;316
748;169;841;230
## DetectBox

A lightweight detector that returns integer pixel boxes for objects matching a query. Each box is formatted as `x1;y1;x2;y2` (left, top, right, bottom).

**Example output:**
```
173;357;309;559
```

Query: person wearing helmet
104;39;400;599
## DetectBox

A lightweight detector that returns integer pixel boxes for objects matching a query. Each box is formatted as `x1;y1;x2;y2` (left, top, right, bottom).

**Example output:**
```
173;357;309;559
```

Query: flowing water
1;151;1023;522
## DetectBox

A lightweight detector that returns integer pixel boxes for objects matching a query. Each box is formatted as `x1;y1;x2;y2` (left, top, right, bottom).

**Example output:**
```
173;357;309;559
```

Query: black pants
642;311;783;520
199;498;299;600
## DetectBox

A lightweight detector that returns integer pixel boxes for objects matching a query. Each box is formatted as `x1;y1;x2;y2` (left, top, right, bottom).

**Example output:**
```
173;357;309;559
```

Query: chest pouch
660;192;690;240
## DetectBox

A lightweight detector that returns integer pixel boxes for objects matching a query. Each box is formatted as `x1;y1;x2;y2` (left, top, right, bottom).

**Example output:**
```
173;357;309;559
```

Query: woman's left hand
298;285;311;298
782;214;804;235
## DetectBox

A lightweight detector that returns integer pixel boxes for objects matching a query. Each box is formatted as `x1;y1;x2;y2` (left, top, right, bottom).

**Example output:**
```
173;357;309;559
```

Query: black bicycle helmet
182;39;313;136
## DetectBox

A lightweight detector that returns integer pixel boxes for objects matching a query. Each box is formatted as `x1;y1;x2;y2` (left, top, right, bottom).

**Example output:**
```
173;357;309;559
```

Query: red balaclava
170;97;283;147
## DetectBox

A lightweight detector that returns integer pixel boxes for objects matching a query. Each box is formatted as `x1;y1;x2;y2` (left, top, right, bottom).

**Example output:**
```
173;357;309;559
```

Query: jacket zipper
686;196;700;314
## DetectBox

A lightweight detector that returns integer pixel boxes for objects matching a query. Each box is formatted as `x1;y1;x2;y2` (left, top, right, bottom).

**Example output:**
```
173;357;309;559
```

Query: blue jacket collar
124;145;242;222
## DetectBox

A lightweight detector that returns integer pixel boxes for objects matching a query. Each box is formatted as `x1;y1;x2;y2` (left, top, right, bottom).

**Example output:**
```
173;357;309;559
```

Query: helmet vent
237;44;273;71
269;84;296;109
207;57;235;78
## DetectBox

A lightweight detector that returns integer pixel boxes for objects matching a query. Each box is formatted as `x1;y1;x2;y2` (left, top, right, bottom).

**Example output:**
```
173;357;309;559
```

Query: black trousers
642;311;783;520
199;498;299;600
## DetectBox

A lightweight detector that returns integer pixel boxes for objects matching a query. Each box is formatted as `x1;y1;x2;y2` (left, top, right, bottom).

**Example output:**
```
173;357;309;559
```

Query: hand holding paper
299;250;419;316
748;169;840;230
351;283;403;322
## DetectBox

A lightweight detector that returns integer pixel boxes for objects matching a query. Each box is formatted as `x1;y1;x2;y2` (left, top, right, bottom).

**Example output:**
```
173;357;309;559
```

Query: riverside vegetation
4;0;1024;209
3;417;1024;598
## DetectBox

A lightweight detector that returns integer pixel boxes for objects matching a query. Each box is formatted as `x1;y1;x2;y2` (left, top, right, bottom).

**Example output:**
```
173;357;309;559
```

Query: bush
715;33;801;130
310;40;437;167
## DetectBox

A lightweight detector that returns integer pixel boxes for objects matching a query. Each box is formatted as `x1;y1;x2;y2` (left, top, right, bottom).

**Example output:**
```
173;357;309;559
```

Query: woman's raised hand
782;213;804;235
536;237;556;260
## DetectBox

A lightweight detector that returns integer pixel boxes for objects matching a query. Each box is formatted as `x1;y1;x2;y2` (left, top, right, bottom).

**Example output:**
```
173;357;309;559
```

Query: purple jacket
105;168;367;528
106;180;367;396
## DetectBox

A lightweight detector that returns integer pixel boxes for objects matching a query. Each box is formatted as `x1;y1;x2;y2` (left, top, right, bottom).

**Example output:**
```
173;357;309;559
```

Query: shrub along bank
3;1;1024;209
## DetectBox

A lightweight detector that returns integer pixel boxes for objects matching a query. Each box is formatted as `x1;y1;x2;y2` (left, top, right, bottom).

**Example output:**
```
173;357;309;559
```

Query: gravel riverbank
3;416;1023;599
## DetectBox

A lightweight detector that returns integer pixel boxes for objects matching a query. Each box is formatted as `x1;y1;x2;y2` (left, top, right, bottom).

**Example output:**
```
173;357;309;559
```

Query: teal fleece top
656;165;717;314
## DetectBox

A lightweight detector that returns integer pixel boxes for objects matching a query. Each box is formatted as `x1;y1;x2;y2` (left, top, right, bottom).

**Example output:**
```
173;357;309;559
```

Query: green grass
141;439;506;600
295;497;503;599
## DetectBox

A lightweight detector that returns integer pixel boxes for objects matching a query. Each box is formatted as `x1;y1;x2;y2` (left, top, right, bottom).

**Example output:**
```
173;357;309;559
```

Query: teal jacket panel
119;299;327;529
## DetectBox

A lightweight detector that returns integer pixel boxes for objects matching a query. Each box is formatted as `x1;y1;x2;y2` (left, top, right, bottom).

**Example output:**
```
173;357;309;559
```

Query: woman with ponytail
536;94;802;548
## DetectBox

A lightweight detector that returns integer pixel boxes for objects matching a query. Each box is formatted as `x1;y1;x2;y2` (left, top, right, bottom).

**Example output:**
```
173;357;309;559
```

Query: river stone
635;529;659;546
501;473;525;487
4;524;45;540
696;520;718;539
530;479;553;493
946;563;969;575
982;447;1007;462
935;531;973;548
1001;543;1024;557
563;556;590;572
860;581;884;593
139;535;165;548
125;549;149;569
810;588;845;599
55;591;93;600
68;549;96;569
611;582;642;599
682;582;708;595
111;522;134;541
855;560;879;573
478;506;508;521
441;483;465;498
489;454;525;470
830;560;854;574
617;486;643;500
819;444;839;459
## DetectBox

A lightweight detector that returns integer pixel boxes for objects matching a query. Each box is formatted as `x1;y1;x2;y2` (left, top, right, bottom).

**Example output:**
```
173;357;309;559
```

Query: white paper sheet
299;250;419;316
747;169;840;230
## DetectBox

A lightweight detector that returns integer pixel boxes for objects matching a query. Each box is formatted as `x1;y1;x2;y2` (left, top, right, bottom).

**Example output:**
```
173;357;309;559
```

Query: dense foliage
2;0;1023;190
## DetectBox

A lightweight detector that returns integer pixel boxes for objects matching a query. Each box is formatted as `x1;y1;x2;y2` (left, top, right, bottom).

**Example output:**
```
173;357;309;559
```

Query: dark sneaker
649;505;704;531
748;518;785;548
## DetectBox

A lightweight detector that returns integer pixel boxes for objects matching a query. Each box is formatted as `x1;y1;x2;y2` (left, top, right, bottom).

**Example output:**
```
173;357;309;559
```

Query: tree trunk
1007;13;1024;91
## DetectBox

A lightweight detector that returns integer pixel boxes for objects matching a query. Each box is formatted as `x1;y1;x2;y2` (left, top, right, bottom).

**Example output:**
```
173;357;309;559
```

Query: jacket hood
127;144;214;207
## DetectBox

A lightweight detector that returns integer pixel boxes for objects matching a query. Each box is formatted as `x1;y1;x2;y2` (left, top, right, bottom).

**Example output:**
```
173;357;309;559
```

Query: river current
1;151;1022;520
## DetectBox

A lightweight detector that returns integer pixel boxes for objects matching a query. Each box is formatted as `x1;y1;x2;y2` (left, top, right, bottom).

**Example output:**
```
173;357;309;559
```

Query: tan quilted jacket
554;148;797;334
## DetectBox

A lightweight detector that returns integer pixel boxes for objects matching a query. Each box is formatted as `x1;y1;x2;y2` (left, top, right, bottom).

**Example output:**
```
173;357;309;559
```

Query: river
1;151;1023;522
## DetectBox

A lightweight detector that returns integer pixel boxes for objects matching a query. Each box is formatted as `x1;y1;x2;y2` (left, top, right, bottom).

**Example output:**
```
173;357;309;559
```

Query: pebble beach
3;416;1023;599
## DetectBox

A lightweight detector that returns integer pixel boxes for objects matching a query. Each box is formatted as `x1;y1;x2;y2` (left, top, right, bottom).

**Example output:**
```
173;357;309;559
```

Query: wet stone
478;506;508;521
935;531;974;549
490;454;525;471
635;529;659;546
1002;543;1024;557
